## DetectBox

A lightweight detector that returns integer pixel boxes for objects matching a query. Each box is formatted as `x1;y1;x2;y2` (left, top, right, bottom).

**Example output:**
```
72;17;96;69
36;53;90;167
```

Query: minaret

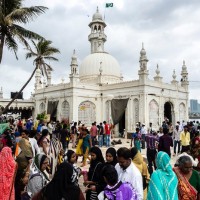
0;87;3;99
35;67;42;90
181;60;189;90
154;64;163;82
88;7;107;53
138;43;149;82
69;50;79;86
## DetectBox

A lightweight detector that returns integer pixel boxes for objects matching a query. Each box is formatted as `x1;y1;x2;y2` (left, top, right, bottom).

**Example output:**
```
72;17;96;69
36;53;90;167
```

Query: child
98;165;138;200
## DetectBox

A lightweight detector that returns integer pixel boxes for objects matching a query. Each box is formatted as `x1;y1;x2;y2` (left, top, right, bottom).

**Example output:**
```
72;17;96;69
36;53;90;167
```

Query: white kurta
115;162;143;200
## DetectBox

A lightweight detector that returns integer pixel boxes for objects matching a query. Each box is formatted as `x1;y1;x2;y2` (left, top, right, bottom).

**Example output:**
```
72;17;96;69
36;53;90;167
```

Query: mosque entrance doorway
164;102;174;123
118;111;125;137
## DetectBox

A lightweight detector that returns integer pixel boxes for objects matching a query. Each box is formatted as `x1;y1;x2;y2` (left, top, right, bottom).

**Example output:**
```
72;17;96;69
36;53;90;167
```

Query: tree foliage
0;0;48;63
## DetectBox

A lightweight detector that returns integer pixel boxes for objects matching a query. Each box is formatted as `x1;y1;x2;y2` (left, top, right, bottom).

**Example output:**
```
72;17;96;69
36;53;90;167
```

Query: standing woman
82;129;92;167
37;129;50;156
84;146;105;200
147;151;178;200
173;156;200;200
27;153;50;197
32;162;85;200
130;147;150;200
0;147;17;200
105;147;118;166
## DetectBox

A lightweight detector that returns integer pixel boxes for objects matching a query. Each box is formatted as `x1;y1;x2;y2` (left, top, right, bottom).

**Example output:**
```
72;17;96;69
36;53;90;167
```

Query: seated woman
32;162;85;200
147;151;178;200
27;154;49;197
173;156;200;200
98;164;138;200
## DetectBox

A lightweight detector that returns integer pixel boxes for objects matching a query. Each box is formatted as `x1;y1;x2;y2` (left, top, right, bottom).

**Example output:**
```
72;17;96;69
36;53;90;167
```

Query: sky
1;0;200;102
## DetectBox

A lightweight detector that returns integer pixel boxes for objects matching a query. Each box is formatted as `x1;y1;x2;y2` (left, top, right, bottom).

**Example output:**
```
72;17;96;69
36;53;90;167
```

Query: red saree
0;147;17;200
173;167;197;200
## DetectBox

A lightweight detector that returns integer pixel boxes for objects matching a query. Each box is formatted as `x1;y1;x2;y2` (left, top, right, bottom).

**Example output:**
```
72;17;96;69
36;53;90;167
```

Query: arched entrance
164;102;174;123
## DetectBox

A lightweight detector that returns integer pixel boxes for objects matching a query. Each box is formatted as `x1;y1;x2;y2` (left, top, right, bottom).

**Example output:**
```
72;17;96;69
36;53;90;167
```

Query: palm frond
6;6;48;24
43;56;59;61
5;35;18;59
13;24;44;40
45;63;53;71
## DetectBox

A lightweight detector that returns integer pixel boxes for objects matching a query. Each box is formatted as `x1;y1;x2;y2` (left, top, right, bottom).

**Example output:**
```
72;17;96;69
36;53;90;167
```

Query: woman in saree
0;147;17;200
131;147;150;200
147;151;178;200
173;155;200;200
81;129;92;167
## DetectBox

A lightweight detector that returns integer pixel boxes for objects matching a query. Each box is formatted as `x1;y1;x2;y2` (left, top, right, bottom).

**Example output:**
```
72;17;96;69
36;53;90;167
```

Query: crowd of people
0;117;199;200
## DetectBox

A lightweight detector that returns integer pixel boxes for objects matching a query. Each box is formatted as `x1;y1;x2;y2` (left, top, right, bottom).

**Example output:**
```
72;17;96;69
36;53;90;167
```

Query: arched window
61;101;70;120
39;102;45;113
149;100;159;128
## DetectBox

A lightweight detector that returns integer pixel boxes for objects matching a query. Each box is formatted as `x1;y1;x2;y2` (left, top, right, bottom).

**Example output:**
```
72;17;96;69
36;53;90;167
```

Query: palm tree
0;0;48;63
2;39;60;114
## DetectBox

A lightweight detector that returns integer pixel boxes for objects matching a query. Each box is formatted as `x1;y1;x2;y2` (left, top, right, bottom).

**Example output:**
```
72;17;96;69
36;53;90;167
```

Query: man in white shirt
115;147;143;200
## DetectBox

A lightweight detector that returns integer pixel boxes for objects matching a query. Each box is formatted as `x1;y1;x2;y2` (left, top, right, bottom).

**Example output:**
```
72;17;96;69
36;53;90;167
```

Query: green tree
0;0;48;63
2;39;60;114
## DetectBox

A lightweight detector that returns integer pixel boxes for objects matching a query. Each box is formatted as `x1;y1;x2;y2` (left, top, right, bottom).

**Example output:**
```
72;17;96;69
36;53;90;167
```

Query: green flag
0;123;9;135
106;3;113;8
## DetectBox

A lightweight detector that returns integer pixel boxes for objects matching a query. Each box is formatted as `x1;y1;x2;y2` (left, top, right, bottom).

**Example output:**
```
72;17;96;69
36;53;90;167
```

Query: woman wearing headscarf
0;147;17;200
37;129;50;156
84;146;105;200
131;147;150;200
15;137;33;199
173;155;200;200
27;153;50;197
32;162;85;200
105;147;118;166
65;150;81;186
147;151;178;200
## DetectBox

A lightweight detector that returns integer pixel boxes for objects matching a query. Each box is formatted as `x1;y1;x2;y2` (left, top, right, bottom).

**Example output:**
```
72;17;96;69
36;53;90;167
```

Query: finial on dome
172;69;176;80
96;6;99;12
73;49;76;55
140;42;146;56
155;64;160;76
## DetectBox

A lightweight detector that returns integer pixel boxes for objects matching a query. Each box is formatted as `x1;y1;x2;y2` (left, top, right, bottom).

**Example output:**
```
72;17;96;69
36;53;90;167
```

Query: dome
92;7;103;21
79;52;121;83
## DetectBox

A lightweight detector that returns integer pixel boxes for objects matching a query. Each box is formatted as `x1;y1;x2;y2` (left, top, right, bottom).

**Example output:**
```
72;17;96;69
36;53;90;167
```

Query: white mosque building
0;8;189;134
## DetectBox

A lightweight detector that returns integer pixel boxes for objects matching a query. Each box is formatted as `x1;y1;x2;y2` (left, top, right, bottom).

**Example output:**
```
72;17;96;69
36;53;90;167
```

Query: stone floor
68;138;178;196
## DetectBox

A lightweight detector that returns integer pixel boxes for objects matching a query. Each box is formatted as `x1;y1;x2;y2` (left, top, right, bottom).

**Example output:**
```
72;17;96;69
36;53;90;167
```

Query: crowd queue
0;117;199;200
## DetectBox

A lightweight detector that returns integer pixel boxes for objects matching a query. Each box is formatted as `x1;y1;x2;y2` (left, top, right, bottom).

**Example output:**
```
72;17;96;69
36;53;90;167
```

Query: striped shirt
145;134;159;149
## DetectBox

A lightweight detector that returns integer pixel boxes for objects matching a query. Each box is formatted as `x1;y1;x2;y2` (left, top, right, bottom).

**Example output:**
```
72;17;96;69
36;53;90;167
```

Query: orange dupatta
173;167;197;200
